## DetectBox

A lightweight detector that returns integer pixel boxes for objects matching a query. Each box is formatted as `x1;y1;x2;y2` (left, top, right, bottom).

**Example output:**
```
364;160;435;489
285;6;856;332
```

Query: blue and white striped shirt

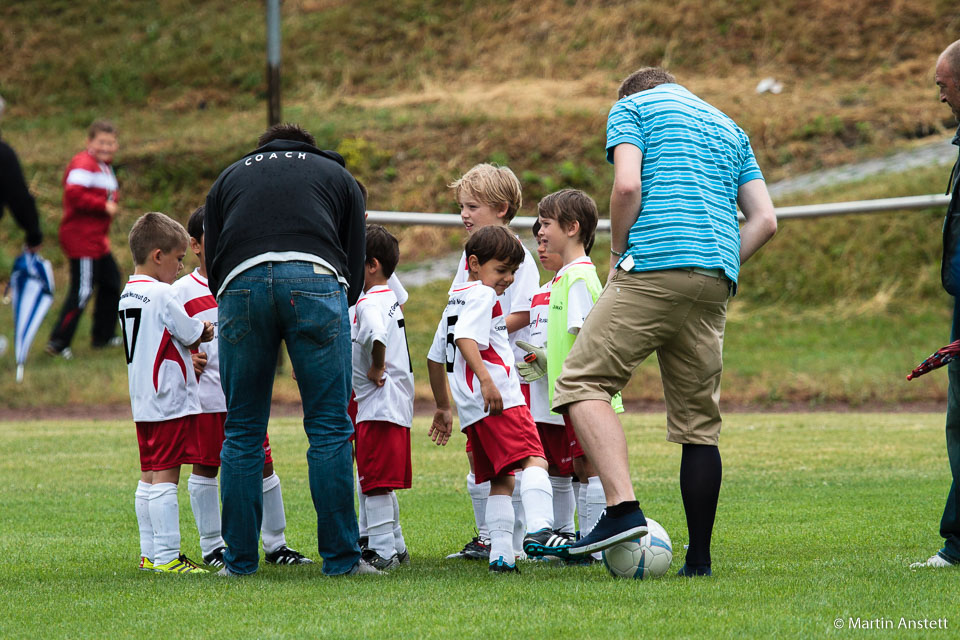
606;83;764;285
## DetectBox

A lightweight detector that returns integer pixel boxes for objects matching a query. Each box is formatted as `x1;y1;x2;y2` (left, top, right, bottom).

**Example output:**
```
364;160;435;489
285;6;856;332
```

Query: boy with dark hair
120;212;214;574
172;206;311;568
351;224;414;571
518;189;624;561
48;120;122;358
428;225;564;573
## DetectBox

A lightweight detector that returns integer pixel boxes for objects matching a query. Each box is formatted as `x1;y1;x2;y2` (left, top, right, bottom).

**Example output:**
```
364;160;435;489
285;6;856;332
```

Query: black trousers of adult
48;253;121;351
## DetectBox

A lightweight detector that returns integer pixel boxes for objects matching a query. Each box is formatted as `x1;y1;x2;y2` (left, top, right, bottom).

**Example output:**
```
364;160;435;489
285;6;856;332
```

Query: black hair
365;224;400;278
464;225;525;270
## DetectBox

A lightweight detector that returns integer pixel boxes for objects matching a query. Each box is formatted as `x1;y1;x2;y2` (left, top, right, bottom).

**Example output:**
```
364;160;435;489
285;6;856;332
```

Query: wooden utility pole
266;0;282;126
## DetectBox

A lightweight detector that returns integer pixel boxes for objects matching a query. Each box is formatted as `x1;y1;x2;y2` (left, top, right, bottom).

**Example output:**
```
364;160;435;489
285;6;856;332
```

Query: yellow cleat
153;554;207;574
138;556;154;571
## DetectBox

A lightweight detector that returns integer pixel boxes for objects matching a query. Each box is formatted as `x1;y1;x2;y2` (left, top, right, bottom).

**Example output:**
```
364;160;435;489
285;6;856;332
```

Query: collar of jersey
450;280;483;294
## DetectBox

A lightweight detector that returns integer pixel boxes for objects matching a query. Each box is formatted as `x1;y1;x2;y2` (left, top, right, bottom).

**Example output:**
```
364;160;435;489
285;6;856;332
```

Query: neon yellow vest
547;262;624;414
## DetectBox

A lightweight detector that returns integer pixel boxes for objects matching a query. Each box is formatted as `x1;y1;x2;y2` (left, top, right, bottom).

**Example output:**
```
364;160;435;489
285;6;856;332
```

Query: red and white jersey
452;237;540;362
172;269;224;413
427;280;525;429
527;281;563;425
119;275;204;422
351;284;414;427
554;257;596;335
59;150;118;259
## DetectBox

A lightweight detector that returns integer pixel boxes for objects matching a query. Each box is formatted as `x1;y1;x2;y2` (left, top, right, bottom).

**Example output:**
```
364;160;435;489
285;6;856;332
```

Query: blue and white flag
9;251;54;383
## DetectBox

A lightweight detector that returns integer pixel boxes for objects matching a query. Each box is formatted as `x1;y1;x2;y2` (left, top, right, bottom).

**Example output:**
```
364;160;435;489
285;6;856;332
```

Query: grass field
1;412;956;638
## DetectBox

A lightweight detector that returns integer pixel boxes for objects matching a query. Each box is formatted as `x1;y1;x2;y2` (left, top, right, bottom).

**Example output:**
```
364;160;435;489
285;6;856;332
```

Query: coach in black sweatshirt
204;123;369;577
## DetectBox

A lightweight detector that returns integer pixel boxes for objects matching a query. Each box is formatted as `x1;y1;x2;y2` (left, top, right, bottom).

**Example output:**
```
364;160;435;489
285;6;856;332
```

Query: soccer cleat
677;563;713;577
264;545;313;565
910;553;959;569
346;558;383;575
445;536;490;560
217;566;241;577
45;344;73;360
153;554;207;574
488;557;520;574
203;547;226;568
566;508;648;558
138;556;154;571
358;536;369;552
362;548;400;571
397;549;411;565
523;528;574;558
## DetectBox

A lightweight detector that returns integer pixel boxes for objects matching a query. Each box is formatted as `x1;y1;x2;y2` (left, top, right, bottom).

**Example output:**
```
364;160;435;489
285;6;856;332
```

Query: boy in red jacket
47;120;122;358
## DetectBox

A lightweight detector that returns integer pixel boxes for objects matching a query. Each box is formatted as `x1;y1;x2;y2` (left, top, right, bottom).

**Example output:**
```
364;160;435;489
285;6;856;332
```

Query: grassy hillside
1;1;959;408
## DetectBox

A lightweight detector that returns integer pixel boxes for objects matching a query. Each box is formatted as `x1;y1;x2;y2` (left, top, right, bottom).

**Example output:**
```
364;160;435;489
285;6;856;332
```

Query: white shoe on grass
910;553;957;569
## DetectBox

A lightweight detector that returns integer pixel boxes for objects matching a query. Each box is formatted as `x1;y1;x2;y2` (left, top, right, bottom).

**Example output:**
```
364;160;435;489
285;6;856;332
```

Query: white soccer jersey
527;281;563;425
119;275;204;422
427;280;525;430
172;269;225;413
351;285;414;427
452;237;540;362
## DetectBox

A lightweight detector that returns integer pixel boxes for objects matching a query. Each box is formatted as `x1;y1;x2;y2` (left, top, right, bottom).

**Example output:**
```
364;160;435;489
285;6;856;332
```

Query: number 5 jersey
118;275;204;422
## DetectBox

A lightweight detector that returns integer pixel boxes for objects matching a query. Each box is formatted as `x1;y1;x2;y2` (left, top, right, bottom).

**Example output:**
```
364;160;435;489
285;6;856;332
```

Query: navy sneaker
677;563;712;577
566;508;648;558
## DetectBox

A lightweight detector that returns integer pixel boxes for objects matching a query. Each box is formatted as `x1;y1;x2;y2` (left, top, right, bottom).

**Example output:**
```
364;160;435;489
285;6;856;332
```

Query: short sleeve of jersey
606;99;646;163
505;246;539;316
453;285;495;350
160;289;204;347
355;299;387;353
566;279;593;335
388;273;408;305
427;317;446;363
737;133;764;186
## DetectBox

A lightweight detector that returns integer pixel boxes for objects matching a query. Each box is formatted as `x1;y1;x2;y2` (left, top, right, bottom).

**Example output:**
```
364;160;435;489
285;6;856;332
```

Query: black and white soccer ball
601;517;673;579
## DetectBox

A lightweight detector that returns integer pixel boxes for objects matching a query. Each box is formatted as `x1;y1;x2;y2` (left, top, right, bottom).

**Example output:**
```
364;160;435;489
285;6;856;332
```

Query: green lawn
1;413;956;638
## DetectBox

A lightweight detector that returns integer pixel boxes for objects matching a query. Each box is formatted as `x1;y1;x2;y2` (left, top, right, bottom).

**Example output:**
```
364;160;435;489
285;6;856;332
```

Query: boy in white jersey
518;189;622;560
519;221;577;539
427;226;567;573
119;212;214;574
444;163;541;561
172;206;311;568
351;225;414;571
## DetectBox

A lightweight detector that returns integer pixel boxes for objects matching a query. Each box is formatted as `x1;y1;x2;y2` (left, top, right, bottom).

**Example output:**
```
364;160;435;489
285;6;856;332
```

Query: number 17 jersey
119;275;204;422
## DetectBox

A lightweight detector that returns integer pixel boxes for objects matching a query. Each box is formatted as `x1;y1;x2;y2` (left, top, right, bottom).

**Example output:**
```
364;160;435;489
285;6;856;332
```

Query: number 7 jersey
427;280;526;430
118;275;204;422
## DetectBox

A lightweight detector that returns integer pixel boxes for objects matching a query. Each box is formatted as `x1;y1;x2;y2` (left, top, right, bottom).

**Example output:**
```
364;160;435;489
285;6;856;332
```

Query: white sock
261;473;287;554
550;476;575;535
485;494;515;566
572;479;582;534
149;482;180;566
582;475;606;538
187;474;223;557
520;466;554;533
511;471;525;556
357;471;367;538
391;491;406;554
576;481;587;535
467;472;490;541
365;493;396;559
135;481;153;561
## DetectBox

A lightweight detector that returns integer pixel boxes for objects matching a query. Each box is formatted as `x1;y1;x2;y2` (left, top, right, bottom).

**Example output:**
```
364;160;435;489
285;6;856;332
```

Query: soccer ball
601;518;673;579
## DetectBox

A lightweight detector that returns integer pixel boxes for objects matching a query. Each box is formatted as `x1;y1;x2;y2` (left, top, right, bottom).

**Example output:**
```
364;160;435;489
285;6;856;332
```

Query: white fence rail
366;193;951;231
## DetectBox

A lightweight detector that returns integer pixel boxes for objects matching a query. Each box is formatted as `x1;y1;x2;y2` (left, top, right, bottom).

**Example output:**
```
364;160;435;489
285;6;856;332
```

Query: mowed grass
0;413;956;639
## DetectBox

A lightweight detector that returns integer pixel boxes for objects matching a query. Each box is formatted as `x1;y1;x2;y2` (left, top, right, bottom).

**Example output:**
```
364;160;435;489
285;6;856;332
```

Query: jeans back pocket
218;289;252;345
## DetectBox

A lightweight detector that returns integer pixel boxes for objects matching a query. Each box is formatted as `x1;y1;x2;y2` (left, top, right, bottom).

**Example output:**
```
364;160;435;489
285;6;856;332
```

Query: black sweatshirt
204;140;365;304
0;138;43;248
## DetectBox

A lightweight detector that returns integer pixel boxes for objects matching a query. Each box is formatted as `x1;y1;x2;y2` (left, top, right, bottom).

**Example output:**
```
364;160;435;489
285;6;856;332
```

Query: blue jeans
218;261;359;575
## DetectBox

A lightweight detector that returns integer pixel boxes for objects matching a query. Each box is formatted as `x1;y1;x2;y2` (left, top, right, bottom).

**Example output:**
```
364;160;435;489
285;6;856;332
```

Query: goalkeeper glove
515;340;547;382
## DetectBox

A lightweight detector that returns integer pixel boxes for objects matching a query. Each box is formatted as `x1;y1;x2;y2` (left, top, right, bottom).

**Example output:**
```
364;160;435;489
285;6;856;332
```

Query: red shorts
537;422;573;475
355;421;412;492
136;415;201;472
520;383;531;407
348;392;358;443
465;406;545;484
194;412;273;467
563;415;585;459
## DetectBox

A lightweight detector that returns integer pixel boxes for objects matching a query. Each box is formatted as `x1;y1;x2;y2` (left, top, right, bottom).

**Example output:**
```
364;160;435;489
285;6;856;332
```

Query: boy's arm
368;341;386;387
426;358;453;446
357;302;388;385
455;337;503;415
505;312;528;334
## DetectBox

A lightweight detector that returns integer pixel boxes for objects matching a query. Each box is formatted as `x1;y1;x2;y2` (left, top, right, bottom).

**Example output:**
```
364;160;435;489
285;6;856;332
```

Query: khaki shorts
552;268;729;445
